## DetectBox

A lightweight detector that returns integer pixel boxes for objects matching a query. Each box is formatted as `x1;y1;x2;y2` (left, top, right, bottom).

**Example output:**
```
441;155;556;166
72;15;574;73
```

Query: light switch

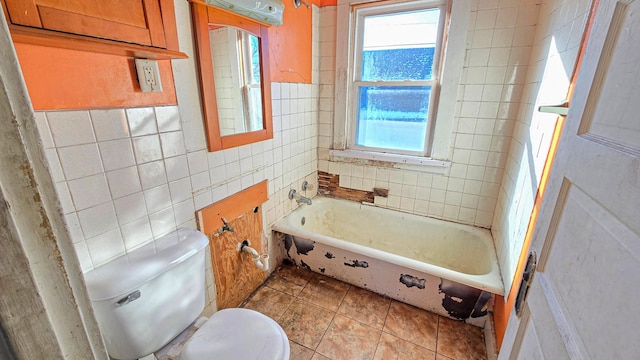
135;59;163;92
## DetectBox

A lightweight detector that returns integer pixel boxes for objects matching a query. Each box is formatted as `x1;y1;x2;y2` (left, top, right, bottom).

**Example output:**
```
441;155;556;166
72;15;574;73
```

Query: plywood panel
207;207;266;309
196;181;269;309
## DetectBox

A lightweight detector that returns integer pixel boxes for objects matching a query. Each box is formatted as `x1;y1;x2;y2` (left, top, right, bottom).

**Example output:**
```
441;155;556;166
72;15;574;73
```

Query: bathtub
272;196;504;326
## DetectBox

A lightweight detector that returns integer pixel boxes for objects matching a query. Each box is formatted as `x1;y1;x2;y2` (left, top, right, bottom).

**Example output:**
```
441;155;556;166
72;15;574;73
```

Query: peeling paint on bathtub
300;260;311;271
293;237;315;255
439;279;491;321
278;229;490;326
399;274;426;289
344;259;369;268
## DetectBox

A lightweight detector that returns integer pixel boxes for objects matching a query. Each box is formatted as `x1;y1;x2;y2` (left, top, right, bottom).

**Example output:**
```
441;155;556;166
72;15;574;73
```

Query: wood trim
196;180;269;237
221;129;269;149
2;0;41;27
260;26;274;141
143;0;167;48
191;1;274;152
37;5;152;46
191;1;223;151
158;0;180;51
9;24;187;60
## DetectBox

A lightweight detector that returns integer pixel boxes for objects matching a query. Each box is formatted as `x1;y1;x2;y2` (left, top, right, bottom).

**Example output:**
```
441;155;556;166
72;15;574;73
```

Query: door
503;1;640;359
2;0;167;47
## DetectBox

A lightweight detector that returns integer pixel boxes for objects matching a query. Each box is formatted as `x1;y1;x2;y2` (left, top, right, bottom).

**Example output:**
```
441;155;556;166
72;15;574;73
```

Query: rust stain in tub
399;274;426;289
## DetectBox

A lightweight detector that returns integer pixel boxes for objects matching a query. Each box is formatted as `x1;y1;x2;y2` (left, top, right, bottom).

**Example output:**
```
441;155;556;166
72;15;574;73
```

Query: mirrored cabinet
191;1;273;151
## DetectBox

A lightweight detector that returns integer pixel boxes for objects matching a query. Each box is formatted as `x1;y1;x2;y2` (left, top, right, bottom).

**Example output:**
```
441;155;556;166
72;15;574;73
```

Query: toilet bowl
180;308;289;360
84;228;289;360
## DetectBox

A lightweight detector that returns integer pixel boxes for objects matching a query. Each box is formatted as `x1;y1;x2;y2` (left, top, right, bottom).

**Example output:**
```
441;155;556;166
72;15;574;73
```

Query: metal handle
115;290;141;307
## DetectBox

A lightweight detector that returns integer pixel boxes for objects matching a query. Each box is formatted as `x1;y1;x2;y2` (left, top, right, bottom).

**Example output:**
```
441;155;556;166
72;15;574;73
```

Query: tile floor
240;262;488;360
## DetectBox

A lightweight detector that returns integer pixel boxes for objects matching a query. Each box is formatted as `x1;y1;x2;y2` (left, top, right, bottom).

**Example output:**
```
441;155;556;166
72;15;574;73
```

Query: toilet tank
84;228;209;360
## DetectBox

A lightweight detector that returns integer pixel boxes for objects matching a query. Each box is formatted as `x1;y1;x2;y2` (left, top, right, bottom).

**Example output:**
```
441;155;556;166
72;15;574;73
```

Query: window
348;1;447;156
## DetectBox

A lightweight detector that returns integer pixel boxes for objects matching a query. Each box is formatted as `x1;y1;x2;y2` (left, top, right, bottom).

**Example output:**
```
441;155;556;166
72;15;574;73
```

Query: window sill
328;149;451;174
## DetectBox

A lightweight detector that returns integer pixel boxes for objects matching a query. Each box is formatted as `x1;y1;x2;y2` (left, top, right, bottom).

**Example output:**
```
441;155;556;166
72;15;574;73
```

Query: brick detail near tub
317;171;375;203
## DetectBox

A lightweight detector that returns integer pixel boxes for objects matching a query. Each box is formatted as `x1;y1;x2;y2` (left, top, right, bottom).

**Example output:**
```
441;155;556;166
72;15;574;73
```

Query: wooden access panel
197;181;269;310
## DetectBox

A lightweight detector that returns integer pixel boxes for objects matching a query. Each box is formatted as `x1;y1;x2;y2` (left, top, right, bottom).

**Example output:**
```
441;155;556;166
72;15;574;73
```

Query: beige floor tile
337;286;391;330
311;353;332;360
383;301;439;351
278;299;335;349
316;314;381;360
289;340;315;360
373;332;436;360
242;286;295;320
266;263;314;296
298;273;350;311
437;317;487;360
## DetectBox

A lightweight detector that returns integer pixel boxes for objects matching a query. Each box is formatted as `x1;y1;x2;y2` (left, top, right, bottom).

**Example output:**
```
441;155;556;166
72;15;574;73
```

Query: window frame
332;0;469;170
348;1;448;157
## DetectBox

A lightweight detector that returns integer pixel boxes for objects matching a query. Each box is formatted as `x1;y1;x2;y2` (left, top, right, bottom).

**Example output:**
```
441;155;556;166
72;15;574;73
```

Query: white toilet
84;228;289;360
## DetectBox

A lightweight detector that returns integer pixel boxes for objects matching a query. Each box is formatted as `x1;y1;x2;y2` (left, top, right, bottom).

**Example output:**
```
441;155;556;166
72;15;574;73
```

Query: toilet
84;228;289;360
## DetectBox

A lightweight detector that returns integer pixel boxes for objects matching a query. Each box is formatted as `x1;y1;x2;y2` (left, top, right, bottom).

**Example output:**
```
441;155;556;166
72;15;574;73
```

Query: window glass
356;86;431;152
360;9;441;81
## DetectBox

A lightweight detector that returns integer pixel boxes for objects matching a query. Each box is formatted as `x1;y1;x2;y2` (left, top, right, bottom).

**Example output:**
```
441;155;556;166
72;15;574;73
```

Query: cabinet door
3;0;167;48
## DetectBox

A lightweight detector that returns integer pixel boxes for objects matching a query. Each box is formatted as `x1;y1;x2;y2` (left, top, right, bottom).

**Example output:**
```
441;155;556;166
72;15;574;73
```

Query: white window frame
349;1;446;156
332;0;470;171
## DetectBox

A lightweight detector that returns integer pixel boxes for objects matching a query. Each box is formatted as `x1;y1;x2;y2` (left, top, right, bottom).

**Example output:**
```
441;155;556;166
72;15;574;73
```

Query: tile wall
35;81;319;313
317;1;539;228
492;0;592;294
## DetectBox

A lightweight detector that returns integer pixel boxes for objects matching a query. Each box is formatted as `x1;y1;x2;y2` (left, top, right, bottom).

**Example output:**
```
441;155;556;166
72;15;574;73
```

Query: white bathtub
273;196;504;325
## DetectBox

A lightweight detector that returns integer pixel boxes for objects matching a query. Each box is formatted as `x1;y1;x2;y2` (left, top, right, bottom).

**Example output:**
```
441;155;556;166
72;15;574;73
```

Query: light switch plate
135;59;163;92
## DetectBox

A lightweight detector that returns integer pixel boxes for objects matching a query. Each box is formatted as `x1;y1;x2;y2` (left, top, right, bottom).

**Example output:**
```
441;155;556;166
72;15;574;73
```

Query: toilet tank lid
84;228;209;301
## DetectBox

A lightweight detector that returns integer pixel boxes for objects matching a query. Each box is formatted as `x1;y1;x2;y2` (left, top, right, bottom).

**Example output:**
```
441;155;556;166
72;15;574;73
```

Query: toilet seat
179;308;290;360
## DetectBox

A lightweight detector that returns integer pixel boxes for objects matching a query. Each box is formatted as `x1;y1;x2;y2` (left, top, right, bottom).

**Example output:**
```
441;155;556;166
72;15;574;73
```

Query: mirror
210;27;263;136
191;2;273;151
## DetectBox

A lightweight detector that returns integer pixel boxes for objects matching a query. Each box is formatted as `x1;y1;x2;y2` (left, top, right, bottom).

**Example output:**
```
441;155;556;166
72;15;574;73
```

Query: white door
502;1;640;359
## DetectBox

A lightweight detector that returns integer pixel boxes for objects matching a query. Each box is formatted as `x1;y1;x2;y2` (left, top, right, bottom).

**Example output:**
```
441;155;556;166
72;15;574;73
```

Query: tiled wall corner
316;1;537;228
492;0;592;295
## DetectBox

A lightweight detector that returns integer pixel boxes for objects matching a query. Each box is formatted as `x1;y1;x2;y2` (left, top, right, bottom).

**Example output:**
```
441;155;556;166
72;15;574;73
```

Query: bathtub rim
273;198;505;296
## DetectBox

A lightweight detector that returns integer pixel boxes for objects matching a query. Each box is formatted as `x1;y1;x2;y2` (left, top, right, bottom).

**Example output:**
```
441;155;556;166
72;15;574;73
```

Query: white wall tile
113;192;147;225
144;184;172;214
68;174;111;210
78;202;118;239
47;111;96;147
169;177;192;203
99;139;135;171
90;109;130;141
106;166;142;199
155;106;182;132
149;207;175;238
58;143;103;180
132;135;163;164
86;228;125;267
34;112;55;148
160;131;186;158
138;160;167;190
165;155;190;182
173;199;195;225
126;107;157;136
187;150;209;174
120;217;153;250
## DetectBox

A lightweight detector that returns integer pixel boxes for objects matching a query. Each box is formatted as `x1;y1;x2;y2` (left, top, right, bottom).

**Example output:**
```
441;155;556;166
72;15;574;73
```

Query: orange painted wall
16;0;329;110
268;0;315;83
15;43;176;111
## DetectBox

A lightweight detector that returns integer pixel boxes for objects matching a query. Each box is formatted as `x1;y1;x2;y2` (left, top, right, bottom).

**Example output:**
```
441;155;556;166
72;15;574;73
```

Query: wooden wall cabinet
1;0;187;59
